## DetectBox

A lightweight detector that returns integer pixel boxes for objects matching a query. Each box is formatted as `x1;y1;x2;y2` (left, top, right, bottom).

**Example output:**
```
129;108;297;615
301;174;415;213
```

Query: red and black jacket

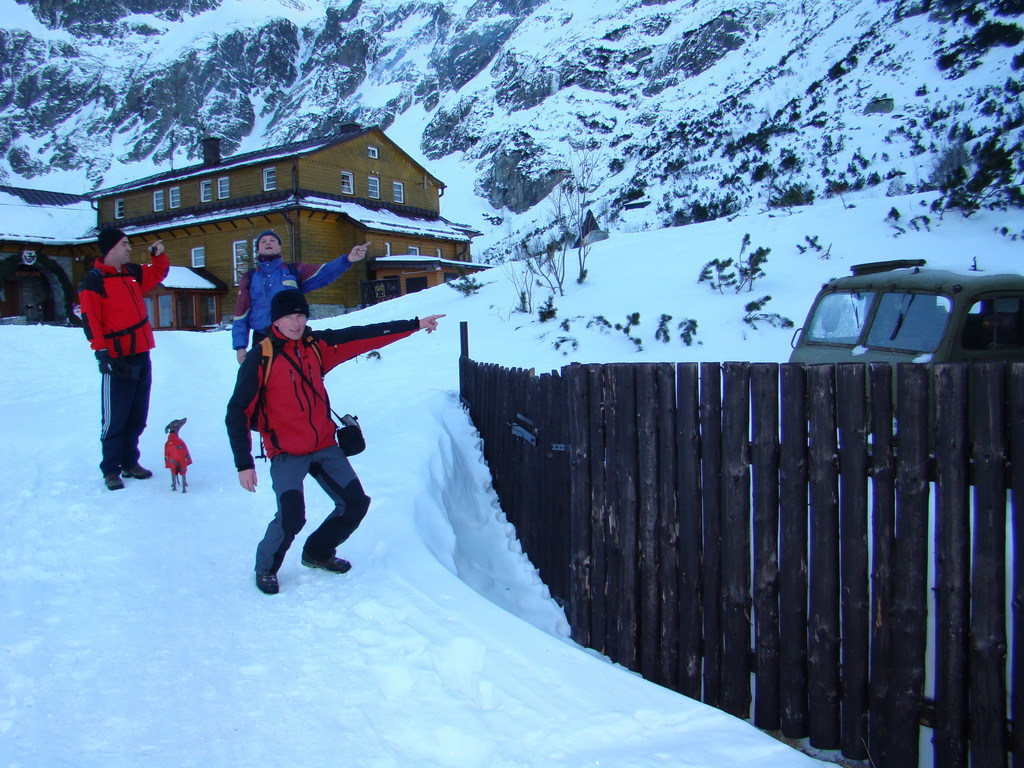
225;319;419;468
78;254;169;357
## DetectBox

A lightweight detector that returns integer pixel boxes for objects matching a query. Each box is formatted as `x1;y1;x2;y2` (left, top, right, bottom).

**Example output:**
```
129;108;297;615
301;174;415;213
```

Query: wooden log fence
457;326;1020;768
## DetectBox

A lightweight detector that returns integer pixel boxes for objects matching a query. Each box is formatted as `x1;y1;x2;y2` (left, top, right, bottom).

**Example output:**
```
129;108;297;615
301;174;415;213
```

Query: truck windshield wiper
889;294;917;341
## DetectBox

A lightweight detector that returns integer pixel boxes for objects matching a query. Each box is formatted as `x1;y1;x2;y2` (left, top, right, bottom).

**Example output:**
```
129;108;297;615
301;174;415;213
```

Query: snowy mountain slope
1;0;1021;256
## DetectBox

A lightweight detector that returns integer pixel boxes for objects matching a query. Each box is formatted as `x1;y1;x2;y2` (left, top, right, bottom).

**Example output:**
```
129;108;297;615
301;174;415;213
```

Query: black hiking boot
255;571;279;594
301;555;352;574
104;474;125;491
122;464;153;480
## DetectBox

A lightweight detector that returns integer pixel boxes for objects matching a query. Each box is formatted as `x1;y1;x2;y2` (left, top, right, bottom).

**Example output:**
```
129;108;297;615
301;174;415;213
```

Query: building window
436;247;443;258
114;199;125;219
385;242;392;256
169;186;181;209
341;171;354;195
263;167;276;191
157;295;173;328
393;181;405;204
217;177;230;199
368;176;380;199
177;295;196;327
200;180;212;202
153;189;165;212
408;246;420;255
368;146;379;159
233;240;249;285
199;295;217;326
191;246;205;268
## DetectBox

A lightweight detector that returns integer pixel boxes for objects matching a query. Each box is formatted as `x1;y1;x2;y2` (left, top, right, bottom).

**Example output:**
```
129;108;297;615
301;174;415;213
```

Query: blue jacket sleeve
231;271;253;349
297;254;354;294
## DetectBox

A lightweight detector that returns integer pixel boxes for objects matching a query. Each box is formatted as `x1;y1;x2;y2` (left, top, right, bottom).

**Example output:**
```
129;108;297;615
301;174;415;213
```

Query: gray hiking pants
255;445;370;574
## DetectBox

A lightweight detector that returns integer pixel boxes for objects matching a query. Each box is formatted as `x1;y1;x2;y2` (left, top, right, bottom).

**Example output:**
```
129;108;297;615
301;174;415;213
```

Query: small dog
164;418;193;493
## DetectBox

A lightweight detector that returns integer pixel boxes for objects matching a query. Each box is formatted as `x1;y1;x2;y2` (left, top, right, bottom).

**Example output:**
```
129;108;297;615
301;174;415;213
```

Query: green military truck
789;259;1024;364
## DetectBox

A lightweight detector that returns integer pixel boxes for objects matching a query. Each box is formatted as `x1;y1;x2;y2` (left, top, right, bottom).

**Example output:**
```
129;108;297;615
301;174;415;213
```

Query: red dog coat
165;434;192;476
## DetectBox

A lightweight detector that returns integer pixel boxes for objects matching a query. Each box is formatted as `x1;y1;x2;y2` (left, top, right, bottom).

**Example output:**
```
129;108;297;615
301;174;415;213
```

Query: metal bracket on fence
510;423;537;446
510;413;538;447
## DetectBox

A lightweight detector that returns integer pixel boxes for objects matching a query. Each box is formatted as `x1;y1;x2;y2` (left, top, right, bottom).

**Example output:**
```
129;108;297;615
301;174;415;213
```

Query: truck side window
963;297;1024;350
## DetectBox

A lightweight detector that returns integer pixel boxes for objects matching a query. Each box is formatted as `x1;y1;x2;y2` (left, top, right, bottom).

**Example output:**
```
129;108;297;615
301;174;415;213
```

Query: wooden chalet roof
92;124;443;197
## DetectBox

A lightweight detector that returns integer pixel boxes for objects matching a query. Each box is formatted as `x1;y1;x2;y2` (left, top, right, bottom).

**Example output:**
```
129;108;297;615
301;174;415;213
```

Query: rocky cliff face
2;0;1022;255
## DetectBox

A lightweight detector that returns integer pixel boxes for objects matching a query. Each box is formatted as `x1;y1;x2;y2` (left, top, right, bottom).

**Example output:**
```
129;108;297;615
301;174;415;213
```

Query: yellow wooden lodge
1;125;487;329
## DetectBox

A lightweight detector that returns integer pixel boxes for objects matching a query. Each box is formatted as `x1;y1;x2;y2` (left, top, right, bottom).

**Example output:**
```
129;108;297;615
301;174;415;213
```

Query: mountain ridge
2;0;1021;256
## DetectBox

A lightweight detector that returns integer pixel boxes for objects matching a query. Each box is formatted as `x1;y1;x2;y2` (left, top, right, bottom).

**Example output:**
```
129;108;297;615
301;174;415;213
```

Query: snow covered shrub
769;183;815;209
743;296;794;330
448;275;484;296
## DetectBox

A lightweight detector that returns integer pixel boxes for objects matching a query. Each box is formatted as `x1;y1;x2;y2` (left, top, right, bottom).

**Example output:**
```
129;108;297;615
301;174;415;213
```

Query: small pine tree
538;296;557;322
698;258;737;292
678;318;699;346
655;314;673;343
743;296;794;329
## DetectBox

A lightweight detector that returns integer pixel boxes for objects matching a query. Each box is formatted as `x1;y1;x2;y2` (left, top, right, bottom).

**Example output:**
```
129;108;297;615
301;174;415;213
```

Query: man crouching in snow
225;288;444;595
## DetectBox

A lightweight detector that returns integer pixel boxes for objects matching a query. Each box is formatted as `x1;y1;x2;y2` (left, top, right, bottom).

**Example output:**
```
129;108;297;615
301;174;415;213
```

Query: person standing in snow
78;228;169;491
225;288;444;595
231;230;370;363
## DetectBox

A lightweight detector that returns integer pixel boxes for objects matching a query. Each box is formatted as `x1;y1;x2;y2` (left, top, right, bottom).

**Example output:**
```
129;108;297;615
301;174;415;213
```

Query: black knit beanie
98;228;127;259
271;289;310;322
256;230;281;246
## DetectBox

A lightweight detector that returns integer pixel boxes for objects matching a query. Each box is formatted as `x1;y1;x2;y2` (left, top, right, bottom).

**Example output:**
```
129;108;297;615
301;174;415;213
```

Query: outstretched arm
297;242;370;294
419;314;445;333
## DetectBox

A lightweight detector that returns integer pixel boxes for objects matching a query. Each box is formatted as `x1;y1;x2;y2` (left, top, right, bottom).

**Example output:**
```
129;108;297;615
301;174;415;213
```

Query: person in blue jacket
231;230;370;363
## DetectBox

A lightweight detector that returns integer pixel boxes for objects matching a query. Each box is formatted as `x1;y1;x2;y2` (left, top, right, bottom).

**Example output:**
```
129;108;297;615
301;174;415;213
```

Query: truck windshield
865;292;951;352
805;291;874;345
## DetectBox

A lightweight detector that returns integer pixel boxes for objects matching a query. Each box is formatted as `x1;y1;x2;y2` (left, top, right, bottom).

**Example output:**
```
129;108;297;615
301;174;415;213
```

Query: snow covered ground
2;191;1021;766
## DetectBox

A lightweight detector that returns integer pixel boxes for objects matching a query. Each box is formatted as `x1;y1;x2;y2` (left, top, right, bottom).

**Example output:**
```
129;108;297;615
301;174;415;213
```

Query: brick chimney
202;136;221;166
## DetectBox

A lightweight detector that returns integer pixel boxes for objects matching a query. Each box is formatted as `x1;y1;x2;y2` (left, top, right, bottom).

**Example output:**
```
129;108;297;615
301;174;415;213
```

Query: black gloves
96;350;126;377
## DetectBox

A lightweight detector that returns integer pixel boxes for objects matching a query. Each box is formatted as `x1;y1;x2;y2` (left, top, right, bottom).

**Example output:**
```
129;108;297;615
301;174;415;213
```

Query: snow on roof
159;265;220;290
374;254;491;269
114;196;476;244
302;196;475;242
0;188;96;243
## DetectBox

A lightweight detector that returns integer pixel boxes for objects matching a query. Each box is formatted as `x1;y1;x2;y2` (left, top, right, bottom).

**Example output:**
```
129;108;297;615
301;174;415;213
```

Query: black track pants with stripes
255;445;370;574
98;352;152;477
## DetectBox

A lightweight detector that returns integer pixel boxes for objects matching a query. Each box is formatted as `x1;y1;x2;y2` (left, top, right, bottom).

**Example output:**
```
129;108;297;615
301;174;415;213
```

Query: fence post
933;363;970;768
637;365;661;683
779;363;809;739
807;363;840;750
721;362;752;719
1008;363;1024;768
654;363;680;690
567;364;591;646
868;362;895;767
676;363;703;700
700;362;723;708
837;363;869;760
606;364;639;671
970;363;1009;768
751;363;780;731
885;364;930;768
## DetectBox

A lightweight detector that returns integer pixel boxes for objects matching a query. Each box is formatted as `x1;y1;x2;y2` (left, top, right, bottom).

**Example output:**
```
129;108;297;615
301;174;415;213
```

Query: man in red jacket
78;228;169;490
225;289;444;594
